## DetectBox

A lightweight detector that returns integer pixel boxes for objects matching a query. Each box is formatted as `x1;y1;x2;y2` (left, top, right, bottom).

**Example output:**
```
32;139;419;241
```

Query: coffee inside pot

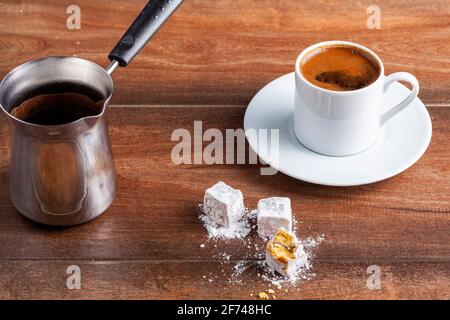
10;83;105;126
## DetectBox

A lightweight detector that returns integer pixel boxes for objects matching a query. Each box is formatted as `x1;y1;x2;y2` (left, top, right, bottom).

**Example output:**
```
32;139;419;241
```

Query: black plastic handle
108;0;184;67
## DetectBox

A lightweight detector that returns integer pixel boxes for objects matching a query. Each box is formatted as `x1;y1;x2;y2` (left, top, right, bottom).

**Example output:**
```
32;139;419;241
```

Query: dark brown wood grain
0;0;448;105
0;260;448;299
0;106;449;299
0;0;449;300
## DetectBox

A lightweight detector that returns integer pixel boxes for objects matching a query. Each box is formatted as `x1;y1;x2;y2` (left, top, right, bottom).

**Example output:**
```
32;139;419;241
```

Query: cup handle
381;72;419;126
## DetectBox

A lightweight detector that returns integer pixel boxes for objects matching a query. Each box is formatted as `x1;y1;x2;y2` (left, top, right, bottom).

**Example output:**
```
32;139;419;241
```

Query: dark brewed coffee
301;45;380;91
10;84;105;125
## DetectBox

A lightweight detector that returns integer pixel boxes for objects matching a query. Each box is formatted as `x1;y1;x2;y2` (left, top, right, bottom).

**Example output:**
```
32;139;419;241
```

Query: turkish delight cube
265;228;307;277
257;197;292;239
203;181;245;227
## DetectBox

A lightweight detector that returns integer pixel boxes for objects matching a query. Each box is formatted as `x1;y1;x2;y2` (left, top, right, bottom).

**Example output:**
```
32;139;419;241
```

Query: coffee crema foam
11;92;105;126
301;45;380;91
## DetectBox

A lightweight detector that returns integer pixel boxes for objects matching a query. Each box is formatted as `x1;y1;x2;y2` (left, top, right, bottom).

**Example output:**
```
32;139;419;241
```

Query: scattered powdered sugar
218;252;231;261
229;260;249;285
302;234;326;256
258;234;325;286
198;192;325;296
249;209;258;218
233;260;248;275
198;204;251;239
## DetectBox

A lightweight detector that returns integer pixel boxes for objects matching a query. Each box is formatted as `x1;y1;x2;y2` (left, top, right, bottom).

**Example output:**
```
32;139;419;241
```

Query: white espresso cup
294;40;419;156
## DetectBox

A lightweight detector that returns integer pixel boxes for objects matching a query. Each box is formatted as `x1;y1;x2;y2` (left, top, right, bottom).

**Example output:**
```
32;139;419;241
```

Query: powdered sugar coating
257;197;292;239
203;181;245;228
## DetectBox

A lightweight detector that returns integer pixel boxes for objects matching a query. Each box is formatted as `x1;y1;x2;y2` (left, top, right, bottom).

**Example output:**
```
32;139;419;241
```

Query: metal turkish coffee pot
0;0;183;226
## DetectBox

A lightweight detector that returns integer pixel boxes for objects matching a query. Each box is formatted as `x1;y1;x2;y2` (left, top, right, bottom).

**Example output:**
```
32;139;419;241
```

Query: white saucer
244;72;432;186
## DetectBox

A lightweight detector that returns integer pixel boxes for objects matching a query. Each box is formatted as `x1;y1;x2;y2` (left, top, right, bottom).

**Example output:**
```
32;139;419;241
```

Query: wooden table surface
0;0;449;299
